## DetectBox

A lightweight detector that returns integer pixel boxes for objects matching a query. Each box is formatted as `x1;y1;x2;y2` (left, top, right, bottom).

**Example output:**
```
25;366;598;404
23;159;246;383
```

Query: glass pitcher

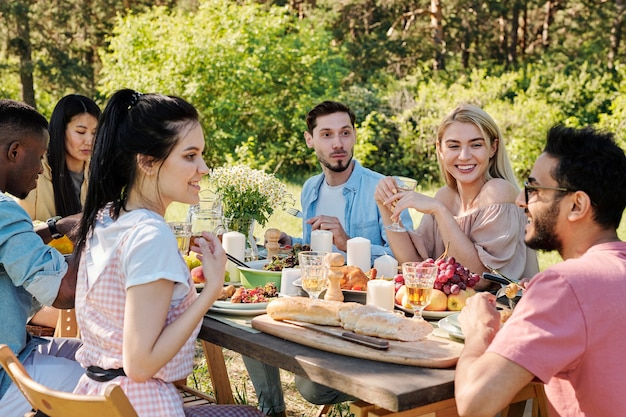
188;190;227;245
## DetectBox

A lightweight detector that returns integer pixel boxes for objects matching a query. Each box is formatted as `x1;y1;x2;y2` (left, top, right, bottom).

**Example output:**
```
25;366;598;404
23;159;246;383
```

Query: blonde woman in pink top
376;104;538;290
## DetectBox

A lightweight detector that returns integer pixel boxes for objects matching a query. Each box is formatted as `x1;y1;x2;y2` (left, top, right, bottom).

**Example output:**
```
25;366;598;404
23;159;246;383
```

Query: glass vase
228;216;259;262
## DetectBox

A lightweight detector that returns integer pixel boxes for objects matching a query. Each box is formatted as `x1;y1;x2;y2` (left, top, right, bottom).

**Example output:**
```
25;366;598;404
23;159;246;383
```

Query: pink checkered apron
73;224;201;416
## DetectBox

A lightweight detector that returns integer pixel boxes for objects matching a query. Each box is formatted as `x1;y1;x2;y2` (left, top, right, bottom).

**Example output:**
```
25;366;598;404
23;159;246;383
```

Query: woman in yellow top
18;94;100;221
19;94;100;329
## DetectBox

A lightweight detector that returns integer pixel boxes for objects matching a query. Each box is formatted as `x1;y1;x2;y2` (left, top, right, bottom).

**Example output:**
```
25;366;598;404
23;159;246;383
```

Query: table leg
350;401;377;417
351;398;457;417
201;340;235;404
501;401;527;417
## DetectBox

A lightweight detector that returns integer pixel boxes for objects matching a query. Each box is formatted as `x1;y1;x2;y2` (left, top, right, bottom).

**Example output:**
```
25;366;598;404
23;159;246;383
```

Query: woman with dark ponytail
72;89;264;417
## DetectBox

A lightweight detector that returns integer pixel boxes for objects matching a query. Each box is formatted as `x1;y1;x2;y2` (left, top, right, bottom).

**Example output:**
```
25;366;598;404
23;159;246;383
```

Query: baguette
267;297;432;342
339;304;386;331
266;297;360;326
353;311;432;342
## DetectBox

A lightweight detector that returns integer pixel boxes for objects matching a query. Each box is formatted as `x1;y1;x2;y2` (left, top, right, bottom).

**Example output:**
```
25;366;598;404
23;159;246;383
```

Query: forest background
3;0;626;187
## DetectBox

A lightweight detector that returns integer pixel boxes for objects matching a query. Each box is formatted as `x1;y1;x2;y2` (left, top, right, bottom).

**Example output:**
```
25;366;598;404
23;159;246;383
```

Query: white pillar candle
373;254;398;279
310;230;333;253
222;231;245;283
280;268;302;296
346;236;371;273
366;279;395;310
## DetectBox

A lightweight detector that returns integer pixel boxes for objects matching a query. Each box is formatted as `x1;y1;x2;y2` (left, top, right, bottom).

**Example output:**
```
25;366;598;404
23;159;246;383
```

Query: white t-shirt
315;181;346;228
85;208;190;302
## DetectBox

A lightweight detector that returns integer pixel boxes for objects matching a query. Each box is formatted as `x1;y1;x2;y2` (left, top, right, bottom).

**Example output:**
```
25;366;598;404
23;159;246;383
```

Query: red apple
424;289;447;311
394;285;406;305
191;265;205;284
394;275;405;292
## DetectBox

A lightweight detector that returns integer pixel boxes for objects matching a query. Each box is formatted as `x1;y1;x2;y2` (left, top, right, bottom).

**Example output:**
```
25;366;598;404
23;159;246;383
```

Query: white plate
208;306;267;316
438;316;465;340
394;303;457;319
212;300;271;310
446;312;461;329
423;310;457;319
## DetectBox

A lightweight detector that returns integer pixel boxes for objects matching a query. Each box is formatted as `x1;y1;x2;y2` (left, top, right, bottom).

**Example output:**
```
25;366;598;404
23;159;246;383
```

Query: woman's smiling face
438;121;496;186
156;122;209;208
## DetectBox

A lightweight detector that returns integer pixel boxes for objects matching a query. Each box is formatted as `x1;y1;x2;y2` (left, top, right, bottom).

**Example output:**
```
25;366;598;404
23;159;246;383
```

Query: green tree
98;0;351;177
0;0;173;111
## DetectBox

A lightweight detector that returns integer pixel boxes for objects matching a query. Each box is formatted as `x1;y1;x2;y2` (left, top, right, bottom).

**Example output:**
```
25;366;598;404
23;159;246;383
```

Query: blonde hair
435;103;519;191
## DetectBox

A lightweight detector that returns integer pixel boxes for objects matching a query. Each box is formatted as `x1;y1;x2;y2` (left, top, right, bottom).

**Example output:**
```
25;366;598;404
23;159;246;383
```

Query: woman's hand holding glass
191;231;227;300
376;176;417;232
376;177;444;229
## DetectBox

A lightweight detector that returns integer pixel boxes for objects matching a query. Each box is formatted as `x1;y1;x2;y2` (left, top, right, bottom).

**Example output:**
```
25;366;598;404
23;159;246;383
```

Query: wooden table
199;315;455;412
197;315;545;417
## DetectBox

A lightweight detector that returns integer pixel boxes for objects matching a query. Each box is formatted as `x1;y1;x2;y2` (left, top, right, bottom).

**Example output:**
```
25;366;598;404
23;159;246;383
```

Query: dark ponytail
75;89;199;255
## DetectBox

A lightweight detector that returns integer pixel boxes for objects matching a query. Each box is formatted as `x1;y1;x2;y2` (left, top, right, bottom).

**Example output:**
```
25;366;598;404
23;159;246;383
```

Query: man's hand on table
307;215;348;251
458;292;500;348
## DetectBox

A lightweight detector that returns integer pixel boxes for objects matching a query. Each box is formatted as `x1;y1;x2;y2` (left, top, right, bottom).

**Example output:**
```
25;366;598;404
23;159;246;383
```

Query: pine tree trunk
14;2;36;107
608;0;626;70
431;0;445;71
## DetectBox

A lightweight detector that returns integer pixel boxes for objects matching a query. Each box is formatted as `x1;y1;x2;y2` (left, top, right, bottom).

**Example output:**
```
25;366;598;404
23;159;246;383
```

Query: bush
98;1;351;179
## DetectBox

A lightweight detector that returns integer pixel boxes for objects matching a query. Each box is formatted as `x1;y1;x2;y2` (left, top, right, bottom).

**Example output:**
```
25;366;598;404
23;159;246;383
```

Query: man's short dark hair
0;99;49;147
306;101;356;134
545;125;626;229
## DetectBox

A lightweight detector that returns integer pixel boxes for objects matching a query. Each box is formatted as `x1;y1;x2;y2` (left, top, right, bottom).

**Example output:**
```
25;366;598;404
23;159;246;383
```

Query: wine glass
386;176;418;232
298;251;329;299
401;262;438;320
168;222;192;254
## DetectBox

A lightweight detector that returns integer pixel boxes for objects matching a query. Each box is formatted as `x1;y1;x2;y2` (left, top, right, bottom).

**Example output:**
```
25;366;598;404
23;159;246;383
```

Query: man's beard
318;153;353;173
525;200;563;253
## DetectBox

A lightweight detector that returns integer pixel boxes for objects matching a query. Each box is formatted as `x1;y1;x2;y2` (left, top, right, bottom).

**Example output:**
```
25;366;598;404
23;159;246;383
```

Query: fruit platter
394;256;480;319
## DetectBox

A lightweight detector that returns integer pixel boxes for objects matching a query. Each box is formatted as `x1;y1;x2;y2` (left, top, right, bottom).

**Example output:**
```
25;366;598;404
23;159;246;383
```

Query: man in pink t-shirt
454;125;626;417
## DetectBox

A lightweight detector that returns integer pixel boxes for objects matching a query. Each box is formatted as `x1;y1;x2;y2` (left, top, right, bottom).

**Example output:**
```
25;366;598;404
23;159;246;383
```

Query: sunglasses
523;181;574;205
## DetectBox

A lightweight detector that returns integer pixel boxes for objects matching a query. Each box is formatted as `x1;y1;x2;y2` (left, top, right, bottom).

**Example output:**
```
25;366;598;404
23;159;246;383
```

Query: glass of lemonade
168;222;192;254
298;251;330;299
402;262;438;320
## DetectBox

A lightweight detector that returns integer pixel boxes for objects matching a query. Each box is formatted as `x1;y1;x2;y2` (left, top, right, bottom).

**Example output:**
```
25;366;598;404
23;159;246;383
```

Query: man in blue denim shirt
0;100;84;416
246;101;414;416
280;101;413;262
281;101;413;263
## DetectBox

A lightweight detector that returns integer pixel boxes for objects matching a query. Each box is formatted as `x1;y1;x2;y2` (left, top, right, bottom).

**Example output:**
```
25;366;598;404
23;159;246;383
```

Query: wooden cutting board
251;314;463;368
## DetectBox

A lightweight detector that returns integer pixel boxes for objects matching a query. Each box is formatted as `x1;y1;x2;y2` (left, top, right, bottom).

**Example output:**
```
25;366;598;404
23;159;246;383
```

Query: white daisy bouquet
210;164;292;230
